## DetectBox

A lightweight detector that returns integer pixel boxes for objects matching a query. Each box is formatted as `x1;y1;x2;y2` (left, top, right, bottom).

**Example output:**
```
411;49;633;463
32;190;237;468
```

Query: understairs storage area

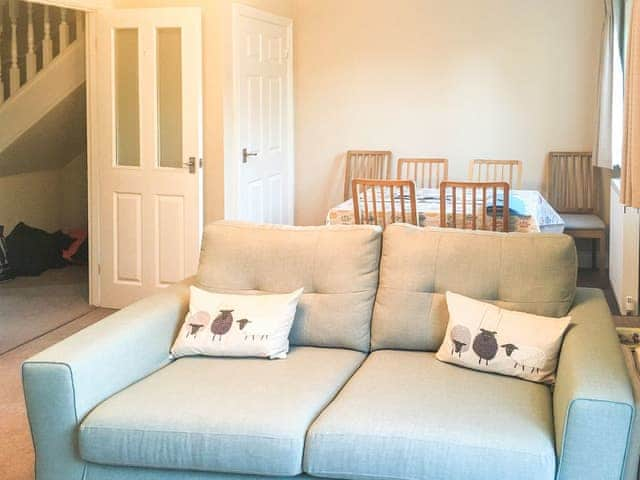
0;0;89;354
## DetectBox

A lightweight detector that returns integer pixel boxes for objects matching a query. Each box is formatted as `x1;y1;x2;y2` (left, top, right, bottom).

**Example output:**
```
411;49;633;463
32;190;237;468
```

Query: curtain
593;0;625;169
623;0;640;206
593;0;615;168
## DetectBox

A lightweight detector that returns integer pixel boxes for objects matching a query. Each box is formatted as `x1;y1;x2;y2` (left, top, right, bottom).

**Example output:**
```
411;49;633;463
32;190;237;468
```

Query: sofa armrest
554;288;635;480
621;346;640;480
22;279;192;480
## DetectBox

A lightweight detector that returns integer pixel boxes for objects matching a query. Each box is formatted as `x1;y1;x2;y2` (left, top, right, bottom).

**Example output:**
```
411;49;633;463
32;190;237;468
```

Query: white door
94;8;202;308
231;5;293;224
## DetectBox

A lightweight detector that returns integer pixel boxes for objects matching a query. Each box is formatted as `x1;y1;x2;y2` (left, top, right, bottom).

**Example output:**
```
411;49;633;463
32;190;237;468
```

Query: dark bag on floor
0;225;13;281
6;222;74;277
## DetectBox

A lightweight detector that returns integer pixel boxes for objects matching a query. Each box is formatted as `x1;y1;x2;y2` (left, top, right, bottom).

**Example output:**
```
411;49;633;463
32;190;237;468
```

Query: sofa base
84;464;314;480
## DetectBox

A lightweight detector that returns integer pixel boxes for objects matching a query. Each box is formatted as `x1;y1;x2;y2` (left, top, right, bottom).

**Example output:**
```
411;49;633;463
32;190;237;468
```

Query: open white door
93;8;202;308
230;5;294;224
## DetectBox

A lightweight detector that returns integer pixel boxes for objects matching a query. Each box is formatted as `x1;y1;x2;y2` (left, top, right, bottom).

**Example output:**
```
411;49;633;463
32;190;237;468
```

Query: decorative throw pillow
171;286;304;359
435;291;571;384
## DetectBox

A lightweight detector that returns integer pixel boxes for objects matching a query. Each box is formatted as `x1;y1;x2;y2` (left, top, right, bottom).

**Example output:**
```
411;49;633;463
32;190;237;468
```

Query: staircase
0;0;86;176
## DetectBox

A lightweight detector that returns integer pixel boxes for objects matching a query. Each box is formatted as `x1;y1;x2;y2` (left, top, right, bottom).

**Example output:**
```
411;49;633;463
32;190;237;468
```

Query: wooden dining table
326;187;565;233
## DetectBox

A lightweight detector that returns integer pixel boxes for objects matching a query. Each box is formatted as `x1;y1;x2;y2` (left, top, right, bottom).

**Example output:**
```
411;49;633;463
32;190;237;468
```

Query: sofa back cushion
371;225;577;352
197;221;382;352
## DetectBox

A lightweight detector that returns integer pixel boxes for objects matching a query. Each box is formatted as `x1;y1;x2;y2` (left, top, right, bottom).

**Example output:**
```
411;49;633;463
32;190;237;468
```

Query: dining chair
344;150;392;200
351;179;417;227
468;159;523;189
397;158;448;188
439;181;510;232
546;151;606;270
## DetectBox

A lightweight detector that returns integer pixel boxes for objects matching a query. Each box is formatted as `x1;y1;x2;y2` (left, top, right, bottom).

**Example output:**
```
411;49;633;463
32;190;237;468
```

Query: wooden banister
0;1;83;104
9;0;19;95
26;1;36;80
59;7;69;50
43;4;53;66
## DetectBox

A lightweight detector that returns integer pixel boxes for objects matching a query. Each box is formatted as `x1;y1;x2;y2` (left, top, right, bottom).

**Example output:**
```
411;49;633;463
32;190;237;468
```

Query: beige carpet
0;307;114;480
0;266;93;355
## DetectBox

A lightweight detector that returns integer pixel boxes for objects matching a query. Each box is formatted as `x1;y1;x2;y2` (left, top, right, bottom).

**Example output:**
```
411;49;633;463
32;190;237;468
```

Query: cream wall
60;152;89;230
112;0;294;223
0;170;63;233
110;0;603;227
292;0;604;225
0;152;87;234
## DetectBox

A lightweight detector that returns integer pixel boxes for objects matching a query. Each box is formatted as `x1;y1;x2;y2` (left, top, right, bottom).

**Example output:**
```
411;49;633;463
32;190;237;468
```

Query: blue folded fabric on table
485;194;527;216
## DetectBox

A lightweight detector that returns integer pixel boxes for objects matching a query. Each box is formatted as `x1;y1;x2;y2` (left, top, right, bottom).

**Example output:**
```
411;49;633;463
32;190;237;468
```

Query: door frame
35;0;104;305
35;0;105;305
227;4;294;224
86;10;101;306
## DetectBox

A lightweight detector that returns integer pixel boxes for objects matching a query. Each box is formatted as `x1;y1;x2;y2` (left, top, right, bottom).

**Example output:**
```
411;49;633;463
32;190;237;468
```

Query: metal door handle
183;157;196;174
242;148;258;163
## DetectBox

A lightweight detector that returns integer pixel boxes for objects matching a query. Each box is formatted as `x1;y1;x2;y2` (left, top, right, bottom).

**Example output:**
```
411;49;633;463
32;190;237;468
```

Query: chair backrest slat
440;181;510;232
492;185;498;231
482;187;487;229
397;158;448;189
363;184;370;221
472;186;477;230
352;179;417;227
344;150;391;200
390;184;396;221
468;159;522;189
379;184;386;228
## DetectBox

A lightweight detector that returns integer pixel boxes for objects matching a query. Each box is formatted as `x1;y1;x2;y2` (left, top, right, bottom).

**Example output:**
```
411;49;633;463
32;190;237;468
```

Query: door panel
155;194;185;286
267;174;282;222
114;192;142;284
234;6;292;224
96;8;202;308
267;77;282;150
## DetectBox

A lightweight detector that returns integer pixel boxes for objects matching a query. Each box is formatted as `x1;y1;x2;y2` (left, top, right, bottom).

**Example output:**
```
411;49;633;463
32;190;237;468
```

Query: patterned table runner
326;188;565;233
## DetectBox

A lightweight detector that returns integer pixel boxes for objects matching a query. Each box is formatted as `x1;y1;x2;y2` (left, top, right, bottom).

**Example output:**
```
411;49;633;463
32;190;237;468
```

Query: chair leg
598;233;607;271
592;238;597;271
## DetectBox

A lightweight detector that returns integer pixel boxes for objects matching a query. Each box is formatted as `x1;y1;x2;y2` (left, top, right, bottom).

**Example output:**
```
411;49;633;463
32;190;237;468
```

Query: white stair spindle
59;7;69;50
0;2;4;105
42;5;52;66
8;0;19;95
25;2;36;80
75;10;83;40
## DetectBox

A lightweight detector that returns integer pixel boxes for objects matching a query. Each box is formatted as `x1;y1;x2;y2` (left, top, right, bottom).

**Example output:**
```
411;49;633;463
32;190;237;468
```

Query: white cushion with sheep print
171;286;304;360
435;291;571;384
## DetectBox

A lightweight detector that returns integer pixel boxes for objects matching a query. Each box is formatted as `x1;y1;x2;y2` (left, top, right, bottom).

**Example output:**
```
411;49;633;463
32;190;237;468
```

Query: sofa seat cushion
304;350;557;480
79;346;365;476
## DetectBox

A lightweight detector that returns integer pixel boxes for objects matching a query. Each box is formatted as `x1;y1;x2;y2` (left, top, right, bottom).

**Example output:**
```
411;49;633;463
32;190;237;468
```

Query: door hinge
199;158;203;168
